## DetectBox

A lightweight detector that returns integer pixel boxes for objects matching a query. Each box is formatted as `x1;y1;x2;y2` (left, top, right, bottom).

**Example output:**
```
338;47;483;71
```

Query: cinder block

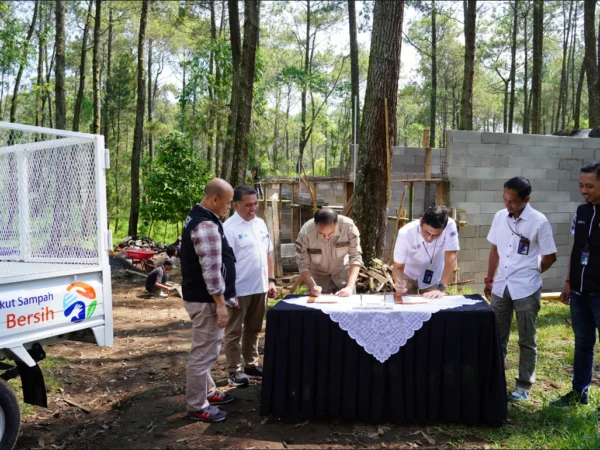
459;249;477;262
547;147;573;158
448;167;467;178
493;191;504;202
405;147;425;157
532;180;559;191
457;225;477;238
392;147;405;156
482;132;509;144
553;233;572;247
522;168;547;180
451;178;480;190
508;134;536;146
448;142;468;155
583;138;600;149
572;148;595;160
477;248;492;261
452;130;482;143
560;137;584;148
480;178;507;191
450;190;467;202
529;191;547;202
452;154;482;168
559;158;585;170
467;213;495;226
534;202;559;213
557;222;573;235
572;167;585;180
453;202;481;214
495;144;523;156
559;179;576;191
545;191;570;202
509;157;559;169
481;202;505;214
467;144;497;155
466;191;495;202
481;155;509;167
545;212;571;223
494;167;523;179
466;167;495;178
546;169;571;180
522;146;548;157
478;225;492;237
596;149;600;160
534;135;561;147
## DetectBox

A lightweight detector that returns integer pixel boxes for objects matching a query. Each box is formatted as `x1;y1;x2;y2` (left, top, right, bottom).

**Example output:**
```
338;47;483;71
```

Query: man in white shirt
485;177;557;402
392;206;460;299
223;185;277;388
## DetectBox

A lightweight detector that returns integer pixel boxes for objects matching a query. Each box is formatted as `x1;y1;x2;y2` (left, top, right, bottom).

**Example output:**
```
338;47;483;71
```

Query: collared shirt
487;203;557;300
295;215;363;289
224;212;273;296
190;205;225;296
393;218;460;289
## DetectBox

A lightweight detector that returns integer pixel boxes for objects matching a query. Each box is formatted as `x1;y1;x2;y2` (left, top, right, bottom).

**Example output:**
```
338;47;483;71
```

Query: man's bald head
201;178;234;218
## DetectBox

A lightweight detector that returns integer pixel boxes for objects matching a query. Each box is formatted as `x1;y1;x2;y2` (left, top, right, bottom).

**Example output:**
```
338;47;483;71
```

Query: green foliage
142;131;211;223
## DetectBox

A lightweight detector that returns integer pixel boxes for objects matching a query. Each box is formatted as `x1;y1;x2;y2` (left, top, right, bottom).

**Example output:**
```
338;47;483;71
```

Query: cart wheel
0;379;21;450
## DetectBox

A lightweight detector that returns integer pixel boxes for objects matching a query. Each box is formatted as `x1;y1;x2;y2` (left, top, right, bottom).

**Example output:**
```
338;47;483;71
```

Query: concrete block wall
446;130;600;293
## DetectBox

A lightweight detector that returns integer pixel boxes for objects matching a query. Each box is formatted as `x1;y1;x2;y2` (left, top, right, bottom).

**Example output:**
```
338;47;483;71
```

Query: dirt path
17;271;485;449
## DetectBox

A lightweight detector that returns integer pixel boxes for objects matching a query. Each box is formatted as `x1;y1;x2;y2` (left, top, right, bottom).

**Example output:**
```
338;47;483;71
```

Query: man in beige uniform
296;208;363;297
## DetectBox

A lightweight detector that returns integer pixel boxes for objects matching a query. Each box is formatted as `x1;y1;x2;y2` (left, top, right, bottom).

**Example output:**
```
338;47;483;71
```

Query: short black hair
422;206;449;229
166;245;177;258
314;208;338;225
504;176;532;200
233;185;257;202
580;161;600;180
163;258;174;267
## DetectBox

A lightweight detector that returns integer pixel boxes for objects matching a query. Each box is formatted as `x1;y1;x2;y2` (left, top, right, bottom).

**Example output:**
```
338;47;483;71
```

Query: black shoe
228;371;249;387
550;390;589;407
244;365;263;379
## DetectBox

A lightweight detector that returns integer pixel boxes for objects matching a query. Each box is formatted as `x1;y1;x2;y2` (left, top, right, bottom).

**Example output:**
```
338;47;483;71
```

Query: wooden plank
386;185;408;265
278;183;283;230
424;148;432;179
435;181;451;207
266;193;283;278
291;182;300;243
408;182;414;221
312;183;318;212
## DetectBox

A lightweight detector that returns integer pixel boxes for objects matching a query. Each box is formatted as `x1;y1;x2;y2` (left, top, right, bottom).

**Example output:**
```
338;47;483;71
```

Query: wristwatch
437;283;446;291
268;277;276;284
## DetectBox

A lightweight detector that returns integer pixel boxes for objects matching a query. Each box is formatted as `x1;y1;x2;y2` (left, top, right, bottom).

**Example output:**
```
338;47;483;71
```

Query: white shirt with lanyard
393;218;460;289
487;203;557;300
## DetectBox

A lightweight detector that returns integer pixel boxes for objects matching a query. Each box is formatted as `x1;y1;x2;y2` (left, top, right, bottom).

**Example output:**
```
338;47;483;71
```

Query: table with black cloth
260;294;507;425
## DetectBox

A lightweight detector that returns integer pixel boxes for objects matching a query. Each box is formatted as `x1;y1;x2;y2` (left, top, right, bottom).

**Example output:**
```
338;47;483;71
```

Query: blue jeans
570;291;600;394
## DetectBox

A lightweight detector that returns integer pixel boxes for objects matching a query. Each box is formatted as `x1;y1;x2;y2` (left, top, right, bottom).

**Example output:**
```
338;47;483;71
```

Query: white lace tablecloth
283;295;481;363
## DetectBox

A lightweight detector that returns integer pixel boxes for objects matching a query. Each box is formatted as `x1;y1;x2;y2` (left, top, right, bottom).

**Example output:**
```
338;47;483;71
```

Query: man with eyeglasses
296;208;363;297
392;205;460;300
484;176;557;402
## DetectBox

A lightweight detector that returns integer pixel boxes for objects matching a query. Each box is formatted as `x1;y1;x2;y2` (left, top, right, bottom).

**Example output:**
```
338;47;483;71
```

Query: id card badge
581;250;590;266
423;269;434;284
518;237;530;255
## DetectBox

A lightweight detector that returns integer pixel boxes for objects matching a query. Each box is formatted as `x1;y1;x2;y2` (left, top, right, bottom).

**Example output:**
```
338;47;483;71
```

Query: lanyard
419;226;439;266
506;216;525;239
585;204;599;248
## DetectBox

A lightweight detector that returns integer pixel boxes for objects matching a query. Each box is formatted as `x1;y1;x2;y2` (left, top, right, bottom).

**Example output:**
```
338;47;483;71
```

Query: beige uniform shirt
295;215;363;293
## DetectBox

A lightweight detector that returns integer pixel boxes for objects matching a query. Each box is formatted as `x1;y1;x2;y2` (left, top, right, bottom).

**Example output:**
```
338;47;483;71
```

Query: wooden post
435;180;450;207
278;183;283;230
422;129;430;148
312;183;318;212
408;182;414;221
266;193;283;278
262;184;268;220
291;182;300;241
424;148;432;179
386;185;408;265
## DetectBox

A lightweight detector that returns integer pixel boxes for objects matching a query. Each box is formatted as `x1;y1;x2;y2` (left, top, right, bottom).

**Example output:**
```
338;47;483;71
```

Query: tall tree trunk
128;0;149;237
348;0;360;147
104;7;113;145
55;0;66;130
220;0;242;181
574;57;585;129
230;0;260;188
206;0;216;171
147;39;153;159
522;3;530;134
36;1;44;127
531;0;543;134
430;0;436;146
92;0;101;134
354;0;404;264
10;0;39;123
73;0;93;132
555;0;573;131
584;0;600;127
508;0;518;133
459;0;476;130
298;0;311;169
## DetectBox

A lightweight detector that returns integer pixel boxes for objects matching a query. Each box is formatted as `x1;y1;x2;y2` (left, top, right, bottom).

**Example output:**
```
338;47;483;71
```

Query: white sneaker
158;290;168;298
509;386;530;401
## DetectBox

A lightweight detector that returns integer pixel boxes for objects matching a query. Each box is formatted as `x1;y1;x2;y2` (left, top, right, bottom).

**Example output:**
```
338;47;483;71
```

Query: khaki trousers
223;292;267;372
396;274;438;296
184;301;223;412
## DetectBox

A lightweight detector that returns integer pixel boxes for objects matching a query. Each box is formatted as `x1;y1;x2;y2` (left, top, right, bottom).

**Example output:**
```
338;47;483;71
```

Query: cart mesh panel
0;129;99;265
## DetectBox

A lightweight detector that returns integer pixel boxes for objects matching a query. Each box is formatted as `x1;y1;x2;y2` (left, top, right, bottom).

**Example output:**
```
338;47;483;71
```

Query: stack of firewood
357;258;396;293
